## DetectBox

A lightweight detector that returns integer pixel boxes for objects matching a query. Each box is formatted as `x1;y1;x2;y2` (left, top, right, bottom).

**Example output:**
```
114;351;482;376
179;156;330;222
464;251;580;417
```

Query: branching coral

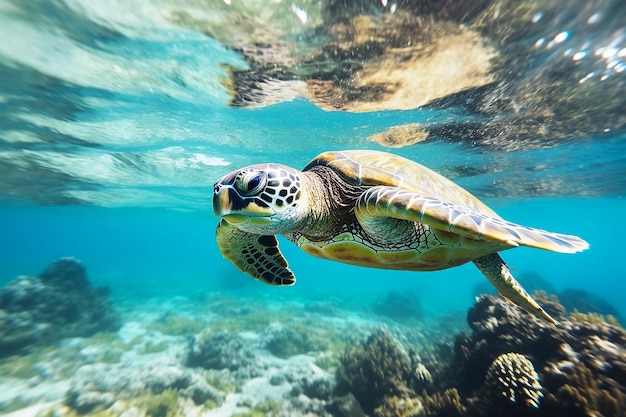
373;395;424;417
420;388;466;417
414;363;433;389
543;363;626;417
335;326;414;413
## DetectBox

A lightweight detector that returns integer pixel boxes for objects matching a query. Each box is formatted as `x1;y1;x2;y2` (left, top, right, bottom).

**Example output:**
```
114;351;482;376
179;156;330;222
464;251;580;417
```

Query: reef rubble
1;263;624;416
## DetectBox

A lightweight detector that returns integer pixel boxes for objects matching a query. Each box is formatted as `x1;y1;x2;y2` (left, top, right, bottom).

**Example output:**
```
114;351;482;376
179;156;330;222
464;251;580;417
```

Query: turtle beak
213;185;232;218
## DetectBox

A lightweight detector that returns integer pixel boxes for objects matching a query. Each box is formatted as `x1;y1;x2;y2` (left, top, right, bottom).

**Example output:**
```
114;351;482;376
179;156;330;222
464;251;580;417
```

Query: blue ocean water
0;197;621;317
1;1;625;415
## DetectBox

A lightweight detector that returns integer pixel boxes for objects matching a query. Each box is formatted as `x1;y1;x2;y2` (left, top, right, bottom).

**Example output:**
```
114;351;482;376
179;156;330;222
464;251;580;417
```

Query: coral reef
335;326;417;413
420;388;466;417
414;363;433;388
373;395;424;417
334;294;626;417
542;361;625;417
484;352;543;408
0;258;120;357
441;295;626;416
3;284;623;417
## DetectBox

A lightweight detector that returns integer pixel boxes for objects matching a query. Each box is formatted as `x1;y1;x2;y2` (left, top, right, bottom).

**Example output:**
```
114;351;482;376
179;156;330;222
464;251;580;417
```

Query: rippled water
1;0;625;209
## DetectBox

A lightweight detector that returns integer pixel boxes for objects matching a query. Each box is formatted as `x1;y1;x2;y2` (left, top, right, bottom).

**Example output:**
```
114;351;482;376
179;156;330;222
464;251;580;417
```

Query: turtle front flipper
355;186;588;253
216;218;295;286
473;253;558;325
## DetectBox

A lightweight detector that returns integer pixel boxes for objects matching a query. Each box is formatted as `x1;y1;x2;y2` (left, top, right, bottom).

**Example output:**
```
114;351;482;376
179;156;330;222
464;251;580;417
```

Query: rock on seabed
0;258;121;357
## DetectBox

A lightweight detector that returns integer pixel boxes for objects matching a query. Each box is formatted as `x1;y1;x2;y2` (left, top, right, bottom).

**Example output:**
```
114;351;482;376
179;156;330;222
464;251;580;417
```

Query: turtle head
213;163;305;233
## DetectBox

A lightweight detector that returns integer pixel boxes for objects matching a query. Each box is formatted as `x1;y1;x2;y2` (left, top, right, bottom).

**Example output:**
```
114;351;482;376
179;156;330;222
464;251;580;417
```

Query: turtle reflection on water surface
213;150;588;325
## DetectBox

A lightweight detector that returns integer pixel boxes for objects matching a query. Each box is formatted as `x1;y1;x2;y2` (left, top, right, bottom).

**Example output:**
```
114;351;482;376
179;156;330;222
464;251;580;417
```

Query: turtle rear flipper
473;253;559;326
355;186;589;253
216;219;295;286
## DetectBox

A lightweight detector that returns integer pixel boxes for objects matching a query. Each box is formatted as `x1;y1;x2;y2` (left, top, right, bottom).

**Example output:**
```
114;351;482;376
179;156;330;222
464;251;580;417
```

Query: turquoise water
0;198;622;317
1;1;625;416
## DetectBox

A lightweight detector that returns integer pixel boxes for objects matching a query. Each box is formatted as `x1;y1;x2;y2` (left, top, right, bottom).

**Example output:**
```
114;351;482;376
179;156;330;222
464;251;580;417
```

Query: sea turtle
213;150;589;325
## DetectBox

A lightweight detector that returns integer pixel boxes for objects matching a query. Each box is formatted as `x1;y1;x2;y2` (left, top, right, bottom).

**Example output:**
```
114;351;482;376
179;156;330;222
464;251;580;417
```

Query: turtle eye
235;170;267;196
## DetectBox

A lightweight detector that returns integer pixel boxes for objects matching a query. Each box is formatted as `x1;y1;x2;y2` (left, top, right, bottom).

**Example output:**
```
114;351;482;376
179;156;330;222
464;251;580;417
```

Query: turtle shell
303;150;499;218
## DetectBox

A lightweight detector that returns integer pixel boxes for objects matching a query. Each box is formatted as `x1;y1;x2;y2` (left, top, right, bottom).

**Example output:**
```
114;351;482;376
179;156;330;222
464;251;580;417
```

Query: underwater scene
0;0;625;416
